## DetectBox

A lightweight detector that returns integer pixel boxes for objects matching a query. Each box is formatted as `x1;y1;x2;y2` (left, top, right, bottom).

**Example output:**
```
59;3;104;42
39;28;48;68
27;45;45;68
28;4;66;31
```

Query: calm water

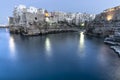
0;28;120;80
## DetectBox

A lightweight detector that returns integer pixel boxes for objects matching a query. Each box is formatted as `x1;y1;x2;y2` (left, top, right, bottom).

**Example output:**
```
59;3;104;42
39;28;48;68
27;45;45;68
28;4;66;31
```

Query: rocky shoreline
85;28;120;56
110;46;120;56
22;29;79;36
9;28;79;36
9;22;80;36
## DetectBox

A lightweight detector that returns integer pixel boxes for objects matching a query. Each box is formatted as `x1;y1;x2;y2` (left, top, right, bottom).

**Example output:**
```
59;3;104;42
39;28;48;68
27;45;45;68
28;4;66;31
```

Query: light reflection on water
98;45;120;80
45;37;52;57
9;35;16;58
1;29;120;80
80;32;84;49
78;31;85;57
5;28;8;32
98;45;109;66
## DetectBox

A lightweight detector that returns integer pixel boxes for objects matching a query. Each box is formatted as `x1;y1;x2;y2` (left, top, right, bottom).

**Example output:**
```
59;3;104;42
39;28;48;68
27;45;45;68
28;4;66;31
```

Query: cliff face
9;20;79;36
86;6;120;37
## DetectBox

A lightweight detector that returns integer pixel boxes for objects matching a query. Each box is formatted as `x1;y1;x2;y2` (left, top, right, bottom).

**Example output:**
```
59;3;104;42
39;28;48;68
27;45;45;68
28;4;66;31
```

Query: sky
1;0;120;24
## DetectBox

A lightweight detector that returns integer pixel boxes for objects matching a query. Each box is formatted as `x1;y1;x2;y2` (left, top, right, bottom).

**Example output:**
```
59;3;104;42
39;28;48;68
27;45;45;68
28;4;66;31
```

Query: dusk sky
1;0;120;24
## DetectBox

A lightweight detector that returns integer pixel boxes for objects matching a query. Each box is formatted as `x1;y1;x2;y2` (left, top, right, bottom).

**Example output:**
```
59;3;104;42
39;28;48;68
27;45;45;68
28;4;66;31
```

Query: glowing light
45;13;49;17
109;8;115;11
80;32;84;48
107;15;113;21
45;38;52;56
106;8;115;12
81;23;85;26
45;17;50;22
78;31;85;57
9;36;16;57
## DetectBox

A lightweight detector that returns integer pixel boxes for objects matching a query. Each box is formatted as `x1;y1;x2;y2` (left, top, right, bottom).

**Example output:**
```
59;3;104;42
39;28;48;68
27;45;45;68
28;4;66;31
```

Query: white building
27;6;38;13
9;5;45;28
8;5;95;28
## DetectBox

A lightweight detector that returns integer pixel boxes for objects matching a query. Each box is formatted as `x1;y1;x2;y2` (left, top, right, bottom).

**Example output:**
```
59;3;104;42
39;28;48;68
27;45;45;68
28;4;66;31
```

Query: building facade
8;5;95;28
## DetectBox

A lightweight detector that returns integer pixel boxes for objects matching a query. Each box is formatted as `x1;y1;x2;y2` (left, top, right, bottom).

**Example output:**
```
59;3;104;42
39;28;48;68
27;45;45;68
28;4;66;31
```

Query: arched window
35;17;37;20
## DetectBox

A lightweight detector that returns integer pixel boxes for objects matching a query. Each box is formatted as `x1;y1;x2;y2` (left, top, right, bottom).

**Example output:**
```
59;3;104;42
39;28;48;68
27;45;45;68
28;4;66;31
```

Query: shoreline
10;28;80;36
84;33;120;57
0;26;8;28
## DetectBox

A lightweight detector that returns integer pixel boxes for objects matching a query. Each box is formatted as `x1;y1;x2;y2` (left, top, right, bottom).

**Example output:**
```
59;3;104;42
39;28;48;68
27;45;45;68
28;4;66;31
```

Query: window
29;22;32;25
35;17;37;20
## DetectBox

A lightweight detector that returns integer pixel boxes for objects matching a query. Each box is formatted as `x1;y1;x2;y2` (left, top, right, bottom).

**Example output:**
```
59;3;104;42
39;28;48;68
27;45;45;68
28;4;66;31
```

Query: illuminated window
45;13;49;17
81;23;85;26
107;15;113;21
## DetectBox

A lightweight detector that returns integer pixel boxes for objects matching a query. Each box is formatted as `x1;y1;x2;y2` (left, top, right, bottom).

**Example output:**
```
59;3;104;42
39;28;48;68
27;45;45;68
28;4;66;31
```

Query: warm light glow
9;36;16;57
106;8;115;12
45;38;52;56
109;8;115;11
107;15;113;21
45;13;49;17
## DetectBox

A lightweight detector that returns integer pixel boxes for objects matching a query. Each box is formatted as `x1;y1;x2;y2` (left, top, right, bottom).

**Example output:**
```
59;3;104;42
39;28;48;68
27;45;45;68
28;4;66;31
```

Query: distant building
8;17;14;26
71;13;95;26
8;5;95;27
9;5;45;28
